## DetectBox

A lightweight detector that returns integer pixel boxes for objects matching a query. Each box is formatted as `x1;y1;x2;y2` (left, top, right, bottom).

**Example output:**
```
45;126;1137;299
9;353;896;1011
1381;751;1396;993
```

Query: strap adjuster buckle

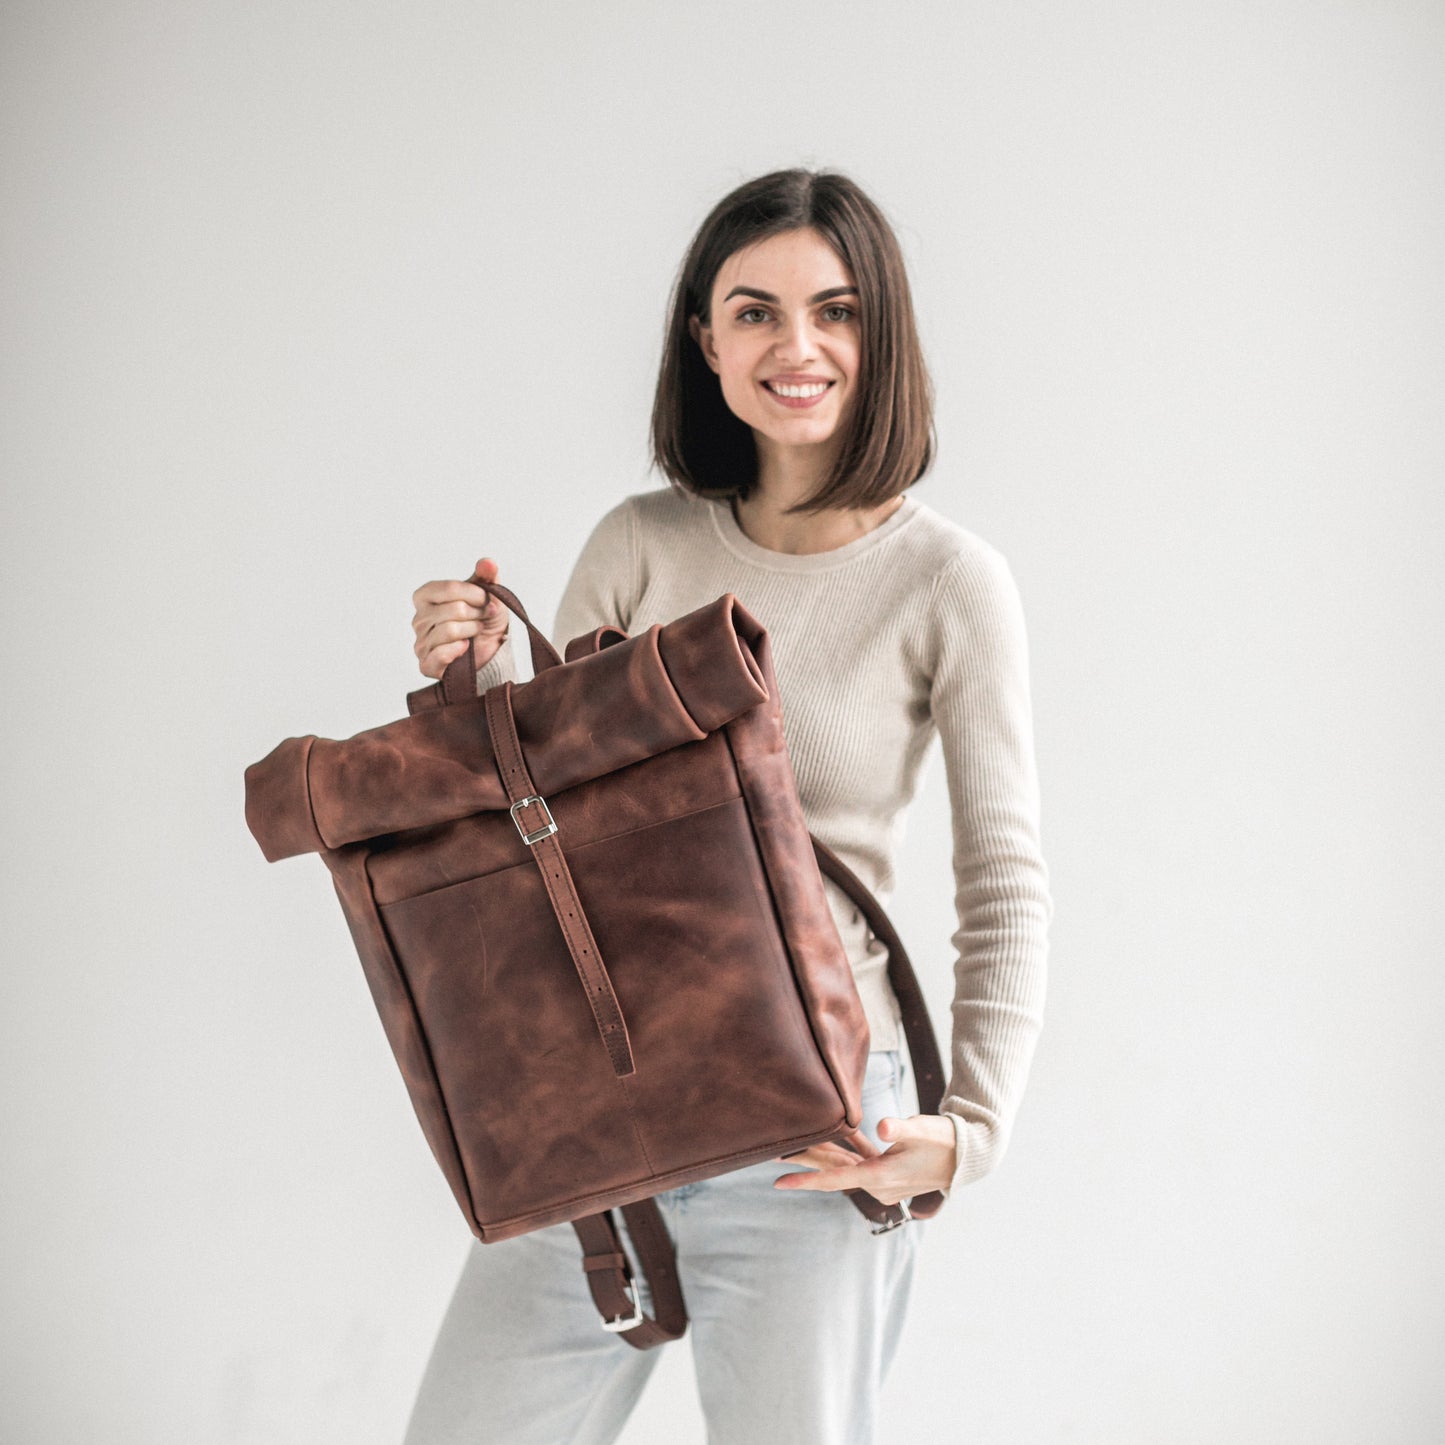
870;1198;913;1235
599;1282;643;1332
510;794;557;846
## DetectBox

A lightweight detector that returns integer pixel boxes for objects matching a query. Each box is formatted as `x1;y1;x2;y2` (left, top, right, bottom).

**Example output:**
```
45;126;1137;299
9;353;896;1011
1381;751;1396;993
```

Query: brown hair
650;167;936;516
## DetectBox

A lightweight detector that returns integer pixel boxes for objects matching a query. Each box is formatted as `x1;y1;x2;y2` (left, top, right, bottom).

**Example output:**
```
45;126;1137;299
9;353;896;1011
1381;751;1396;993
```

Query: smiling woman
692;236;861;437
403;167;1052;1445
652;168;935;522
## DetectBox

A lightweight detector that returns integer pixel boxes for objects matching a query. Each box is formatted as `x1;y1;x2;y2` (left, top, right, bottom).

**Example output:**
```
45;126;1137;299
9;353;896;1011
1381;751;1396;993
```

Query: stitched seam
301;735;331;851
924;551;967;687
618;1074;657;1175
374;790;747;908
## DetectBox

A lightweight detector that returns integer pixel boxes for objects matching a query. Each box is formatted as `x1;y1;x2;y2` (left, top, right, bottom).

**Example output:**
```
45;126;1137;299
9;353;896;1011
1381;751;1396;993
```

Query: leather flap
244;592;769;860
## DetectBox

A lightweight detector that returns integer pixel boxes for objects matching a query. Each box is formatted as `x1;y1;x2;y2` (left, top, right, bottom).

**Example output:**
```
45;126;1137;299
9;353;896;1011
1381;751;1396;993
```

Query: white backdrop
3;3;1442;1442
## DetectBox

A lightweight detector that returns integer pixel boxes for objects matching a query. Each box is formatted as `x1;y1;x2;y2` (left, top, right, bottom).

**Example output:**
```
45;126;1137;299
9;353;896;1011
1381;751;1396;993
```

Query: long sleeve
473;496;638;694
929;545;1053;1192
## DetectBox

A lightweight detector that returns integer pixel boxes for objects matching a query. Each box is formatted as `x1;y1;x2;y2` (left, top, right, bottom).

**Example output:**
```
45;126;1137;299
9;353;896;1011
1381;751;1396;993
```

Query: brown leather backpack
244;581;946;1349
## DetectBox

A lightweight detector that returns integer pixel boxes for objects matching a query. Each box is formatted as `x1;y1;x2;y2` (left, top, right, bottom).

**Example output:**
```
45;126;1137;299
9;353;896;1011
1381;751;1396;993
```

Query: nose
773;312;819;365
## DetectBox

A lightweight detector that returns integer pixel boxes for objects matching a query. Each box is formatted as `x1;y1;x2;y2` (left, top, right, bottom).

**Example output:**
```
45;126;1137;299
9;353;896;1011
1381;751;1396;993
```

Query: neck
733;443;906;556
752;430;837;511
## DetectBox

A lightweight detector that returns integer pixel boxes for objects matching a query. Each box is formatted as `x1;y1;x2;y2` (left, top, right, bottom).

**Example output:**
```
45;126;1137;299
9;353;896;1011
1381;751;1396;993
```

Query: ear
688;314;720;375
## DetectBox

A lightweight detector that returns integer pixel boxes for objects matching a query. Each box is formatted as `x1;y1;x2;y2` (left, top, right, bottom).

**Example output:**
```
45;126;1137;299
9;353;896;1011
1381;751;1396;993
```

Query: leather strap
483;680;637;1078
572;1206;688;1349
404;580;567;715
812;835;947;1223
446;583;563;703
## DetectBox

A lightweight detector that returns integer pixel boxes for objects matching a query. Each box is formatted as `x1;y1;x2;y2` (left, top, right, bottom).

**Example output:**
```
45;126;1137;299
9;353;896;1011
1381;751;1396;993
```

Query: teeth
768;381;829;398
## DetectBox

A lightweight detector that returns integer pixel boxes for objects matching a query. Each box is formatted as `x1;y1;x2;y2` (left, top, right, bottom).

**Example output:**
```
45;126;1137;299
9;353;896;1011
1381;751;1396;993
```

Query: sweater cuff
940;1108;1003;1194
474;626;517;695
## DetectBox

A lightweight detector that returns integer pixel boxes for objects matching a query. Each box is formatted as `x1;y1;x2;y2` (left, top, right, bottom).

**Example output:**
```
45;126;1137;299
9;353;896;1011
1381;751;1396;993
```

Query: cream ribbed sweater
474;484;1052;1195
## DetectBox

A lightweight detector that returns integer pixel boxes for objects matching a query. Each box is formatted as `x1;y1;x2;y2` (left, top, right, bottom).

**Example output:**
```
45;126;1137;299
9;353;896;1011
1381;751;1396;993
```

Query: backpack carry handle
439;577;565;705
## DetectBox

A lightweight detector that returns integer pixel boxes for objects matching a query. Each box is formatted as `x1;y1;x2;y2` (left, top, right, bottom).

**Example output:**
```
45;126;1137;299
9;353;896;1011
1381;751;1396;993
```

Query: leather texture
244;580;946;1347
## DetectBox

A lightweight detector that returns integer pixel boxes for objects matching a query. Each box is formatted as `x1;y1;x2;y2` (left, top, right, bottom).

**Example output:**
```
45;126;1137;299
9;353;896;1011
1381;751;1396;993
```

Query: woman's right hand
411;557;509;680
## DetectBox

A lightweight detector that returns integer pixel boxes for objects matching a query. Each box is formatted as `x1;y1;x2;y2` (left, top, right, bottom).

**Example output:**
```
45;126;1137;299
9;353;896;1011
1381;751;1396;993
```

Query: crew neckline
707;491;920;573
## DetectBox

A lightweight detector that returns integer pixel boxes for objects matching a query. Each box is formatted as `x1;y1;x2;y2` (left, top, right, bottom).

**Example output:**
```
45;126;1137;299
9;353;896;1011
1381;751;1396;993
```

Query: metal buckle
599;1281;643;1332
869;1198;913;1235
509;794;557;846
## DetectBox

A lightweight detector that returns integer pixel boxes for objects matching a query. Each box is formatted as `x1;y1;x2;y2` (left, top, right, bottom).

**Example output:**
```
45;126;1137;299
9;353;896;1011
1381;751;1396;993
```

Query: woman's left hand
772;1114;957;1204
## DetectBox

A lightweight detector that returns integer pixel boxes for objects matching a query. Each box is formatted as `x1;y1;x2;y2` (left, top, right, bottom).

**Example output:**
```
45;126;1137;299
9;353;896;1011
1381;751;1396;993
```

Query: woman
403;168;1052;1445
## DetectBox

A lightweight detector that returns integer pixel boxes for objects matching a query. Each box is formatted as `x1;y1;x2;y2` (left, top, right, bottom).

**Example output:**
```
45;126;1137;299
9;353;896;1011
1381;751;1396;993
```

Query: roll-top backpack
243;580;947;1349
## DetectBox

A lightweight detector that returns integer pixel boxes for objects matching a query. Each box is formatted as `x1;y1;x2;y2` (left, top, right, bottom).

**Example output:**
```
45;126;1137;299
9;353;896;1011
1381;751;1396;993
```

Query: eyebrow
721;285;858;304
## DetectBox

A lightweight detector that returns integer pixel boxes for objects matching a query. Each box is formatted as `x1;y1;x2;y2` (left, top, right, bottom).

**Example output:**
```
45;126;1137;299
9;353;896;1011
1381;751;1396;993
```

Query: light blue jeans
402;1047;926;1445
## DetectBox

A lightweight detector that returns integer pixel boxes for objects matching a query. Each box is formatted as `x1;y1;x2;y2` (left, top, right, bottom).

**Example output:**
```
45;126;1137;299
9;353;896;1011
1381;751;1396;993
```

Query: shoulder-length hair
650;167;935;516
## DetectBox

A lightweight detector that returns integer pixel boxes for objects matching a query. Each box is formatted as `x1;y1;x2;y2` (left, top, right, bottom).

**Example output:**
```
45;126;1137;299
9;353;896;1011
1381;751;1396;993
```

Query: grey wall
3;3;1441;1441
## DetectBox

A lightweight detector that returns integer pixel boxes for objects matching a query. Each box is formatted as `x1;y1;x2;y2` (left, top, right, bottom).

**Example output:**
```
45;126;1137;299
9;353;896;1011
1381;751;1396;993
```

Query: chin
767;425;838;448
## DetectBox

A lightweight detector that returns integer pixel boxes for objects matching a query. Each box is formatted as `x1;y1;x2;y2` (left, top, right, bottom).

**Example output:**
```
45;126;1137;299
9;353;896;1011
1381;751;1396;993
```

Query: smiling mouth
763;380;834;399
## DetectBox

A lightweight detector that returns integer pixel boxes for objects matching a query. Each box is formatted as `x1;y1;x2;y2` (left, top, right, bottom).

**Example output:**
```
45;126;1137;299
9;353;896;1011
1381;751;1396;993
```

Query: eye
821;304;855;322
737;306;770;324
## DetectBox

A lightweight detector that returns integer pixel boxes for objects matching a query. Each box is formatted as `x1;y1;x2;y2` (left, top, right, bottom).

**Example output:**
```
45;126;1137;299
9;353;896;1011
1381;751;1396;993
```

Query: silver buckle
870;1198;913;1235
600;1282;643;1332
509;794;557;846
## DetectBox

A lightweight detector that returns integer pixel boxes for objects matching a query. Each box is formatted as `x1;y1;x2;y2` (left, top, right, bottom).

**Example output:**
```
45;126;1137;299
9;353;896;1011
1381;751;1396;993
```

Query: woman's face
689;226;861;463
